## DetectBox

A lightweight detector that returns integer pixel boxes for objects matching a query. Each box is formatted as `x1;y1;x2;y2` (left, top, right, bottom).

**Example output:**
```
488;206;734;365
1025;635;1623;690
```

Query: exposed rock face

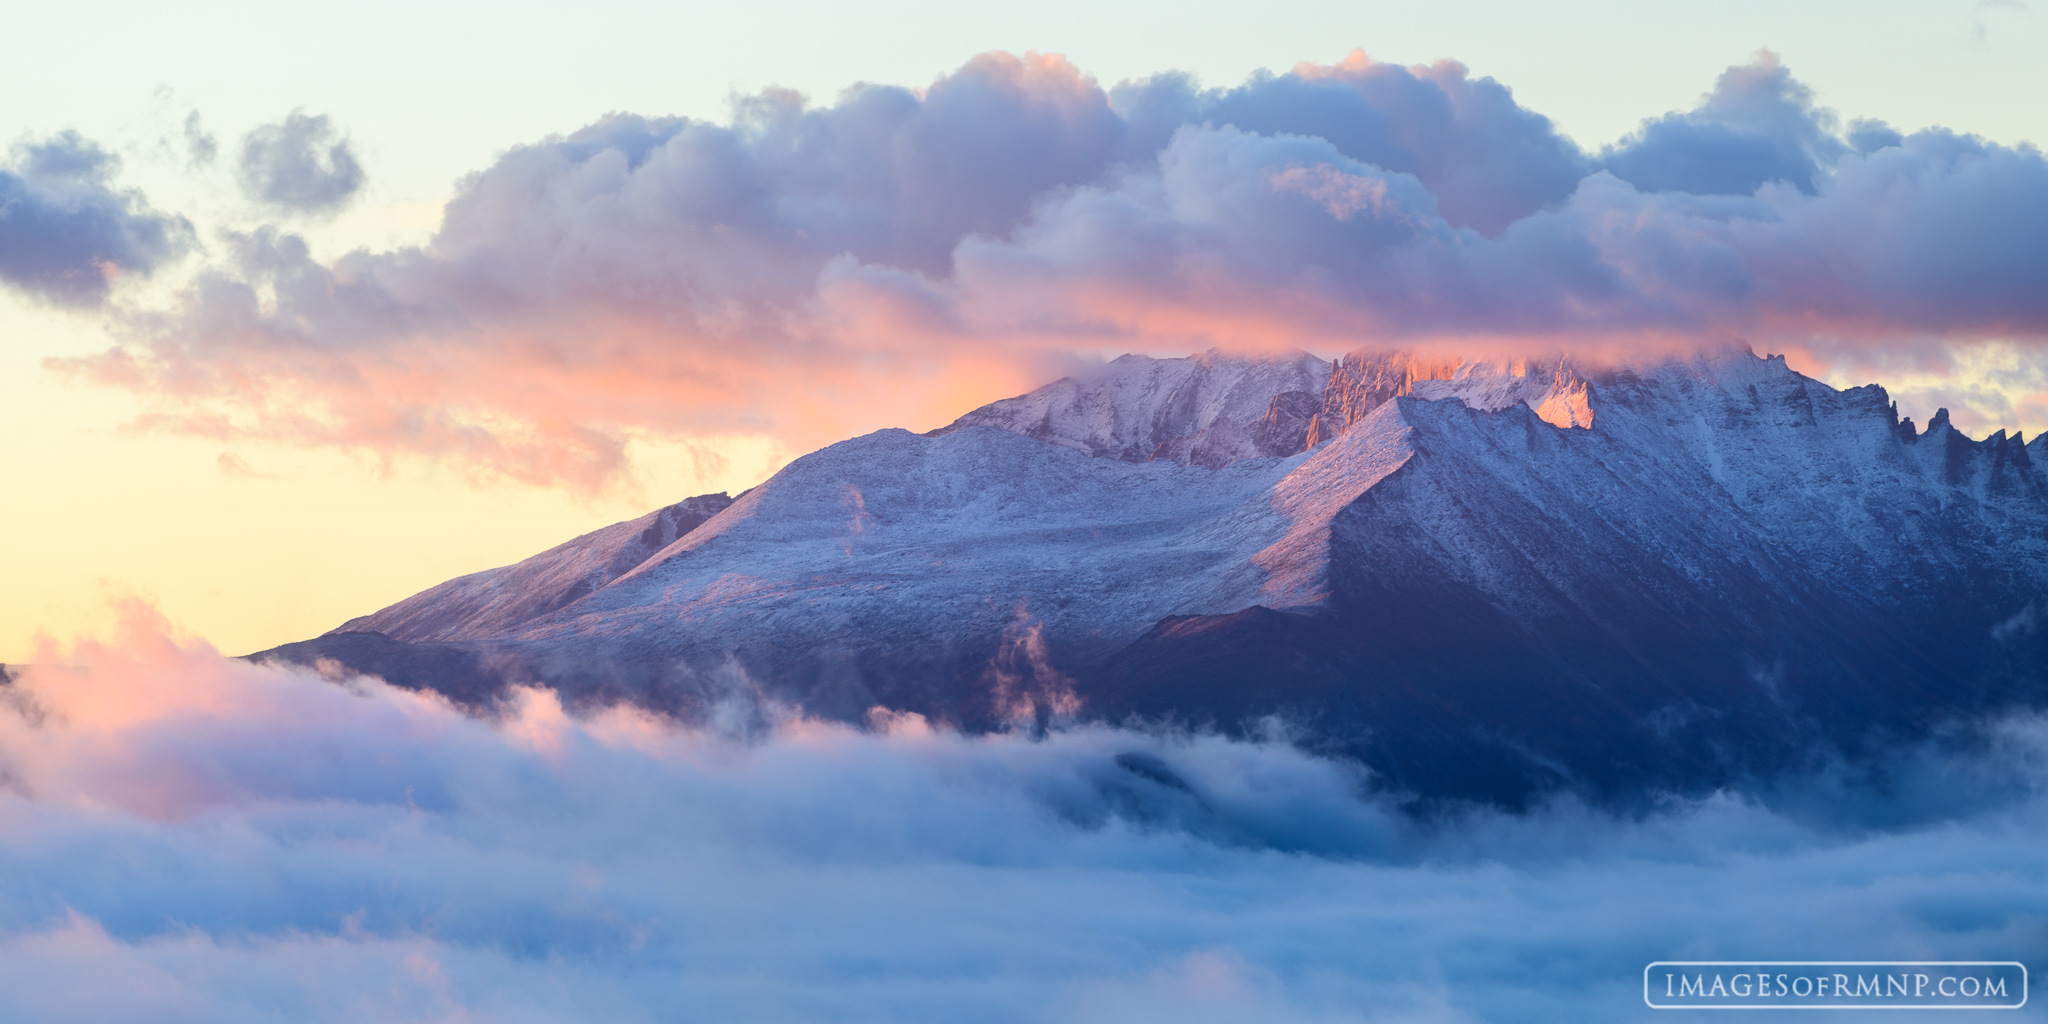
1306;350;1599;444
260;350;2048;806
1302;350;1461;447
1251;390;1322;455
942;348;1599;466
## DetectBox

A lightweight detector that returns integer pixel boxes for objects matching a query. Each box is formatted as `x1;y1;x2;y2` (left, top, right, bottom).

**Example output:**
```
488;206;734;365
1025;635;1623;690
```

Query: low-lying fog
2;604;2042;1022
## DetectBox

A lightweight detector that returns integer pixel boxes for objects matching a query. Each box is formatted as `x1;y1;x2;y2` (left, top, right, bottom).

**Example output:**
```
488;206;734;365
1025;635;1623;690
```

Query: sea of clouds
2;603;2043;1022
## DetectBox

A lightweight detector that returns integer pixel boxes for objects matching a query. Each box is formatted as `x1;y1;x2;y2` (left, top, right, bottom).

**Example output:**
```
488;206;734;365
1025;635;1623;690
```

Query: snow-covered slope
1089;353;2047;799
938;348;1597;468
936;349;1331;467
264;349;2048;804
337;492;734;642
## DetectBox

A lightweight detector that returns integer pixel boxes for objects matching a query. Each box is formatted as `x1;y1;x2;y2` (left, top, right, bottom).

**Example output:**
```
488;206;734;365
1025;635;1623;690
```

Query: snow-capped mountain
934;348;1332;468
259;348;2048;805
933;347;1595;469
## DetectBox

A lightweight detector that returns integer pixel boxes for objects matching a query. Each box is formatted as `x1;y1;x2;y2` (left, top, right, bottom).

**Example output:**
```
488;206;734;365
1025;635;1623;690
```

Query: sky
4;0;2047;660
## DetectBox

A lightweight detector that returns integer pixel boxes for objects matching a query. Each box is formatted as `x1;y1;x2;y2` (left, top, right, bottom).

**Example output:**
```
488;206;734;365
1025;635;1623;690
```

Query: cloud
43;52;2048;488
236;111;366;215
942;118;2048;346
1113;50;1589;235
1973;0;2032;43
214;451;274;479
0;605;2045;1021
0;131;193;308
182;111;218;168
1600;50;1846;196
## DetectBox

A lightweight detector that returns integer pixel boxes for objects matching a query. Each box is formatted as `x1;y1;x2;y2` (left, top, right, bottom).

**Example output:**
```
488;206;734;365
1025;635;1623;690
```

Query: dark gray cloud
236;110;365;214
0;131;192;307
0;628;2043;1021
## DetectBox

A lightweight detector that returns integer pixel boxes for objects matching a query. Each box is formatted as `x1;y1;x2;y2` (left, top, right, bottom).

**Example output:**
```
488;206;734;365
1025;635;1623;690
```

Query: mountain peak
932;349;1331;468
941;347;1608;468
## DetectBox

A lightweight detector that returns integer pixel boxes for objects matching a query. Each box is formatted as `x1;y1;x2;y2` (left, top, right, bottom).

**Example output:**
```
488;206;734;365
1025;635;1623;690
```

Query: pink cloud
43;52;2048;488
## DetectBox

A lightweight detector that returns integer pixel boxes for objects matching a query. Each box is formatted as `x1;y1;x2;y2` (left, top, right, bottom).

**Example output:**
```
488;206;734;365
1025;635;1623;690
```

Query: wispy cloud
213;451;275;479
1974;0;2033;43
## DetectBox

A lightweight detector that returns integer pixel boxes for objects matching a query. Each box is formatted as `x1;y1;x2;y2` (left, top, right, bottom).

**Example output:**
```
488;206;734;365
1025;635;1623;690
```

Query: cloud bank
46;50;2048;486
0;606;2044;1021
0;131;192;308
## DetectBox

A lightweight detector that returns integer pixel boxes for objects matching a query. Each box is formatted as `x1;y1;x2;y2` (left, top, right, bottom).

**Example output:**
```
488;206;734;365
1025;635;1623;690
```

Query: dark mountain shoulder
249;631;509;710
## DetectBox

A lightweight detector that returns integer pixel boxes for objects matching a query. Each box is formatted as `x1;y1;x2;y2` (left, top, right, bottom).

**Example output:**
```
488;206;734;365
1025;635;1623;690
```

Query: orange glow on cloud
27;46;2048;505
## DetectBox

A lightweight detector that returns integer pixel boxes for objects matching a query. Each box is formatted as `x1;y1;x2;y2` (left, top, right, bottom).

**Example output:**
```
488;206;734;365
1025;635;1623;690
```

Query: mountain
933;349;1331;467
335;492;735;642
932;348;1593;469
256;348;2048;806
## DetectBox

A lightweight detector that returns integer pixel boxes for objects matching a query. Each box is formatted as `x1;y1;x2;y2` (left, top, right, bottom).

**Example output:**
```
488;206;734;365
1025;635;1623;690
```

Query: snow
331;348;2048;697
942;348;1600;474
336;493;733;642
524;426;1299;659
938;349;1331;467
1253;398;1418;609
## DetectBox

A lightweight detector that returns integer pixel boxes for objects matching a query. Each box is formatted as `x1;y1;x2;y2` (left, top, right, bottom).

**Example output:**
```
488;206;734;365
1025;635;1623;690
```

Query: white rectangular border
1643;962;2029;1010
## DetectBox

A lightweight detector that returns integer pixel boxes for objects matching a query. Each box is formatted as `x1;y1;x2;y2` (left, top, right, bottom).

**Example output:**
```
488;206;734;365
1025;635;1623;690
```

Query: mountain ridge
335;492;735;643
257;347;2048;805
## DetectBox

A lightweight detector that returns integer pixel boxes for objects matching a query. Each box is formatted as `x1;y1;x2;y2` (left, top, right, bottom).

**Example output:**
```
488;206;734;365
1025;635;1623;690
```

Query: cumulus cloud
236;111;366;215
43;51;2048;487
941;118;2048;348
1601;51;1846;196
1115;51;1589;235
0;131;192;307
0;605;2044;1021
